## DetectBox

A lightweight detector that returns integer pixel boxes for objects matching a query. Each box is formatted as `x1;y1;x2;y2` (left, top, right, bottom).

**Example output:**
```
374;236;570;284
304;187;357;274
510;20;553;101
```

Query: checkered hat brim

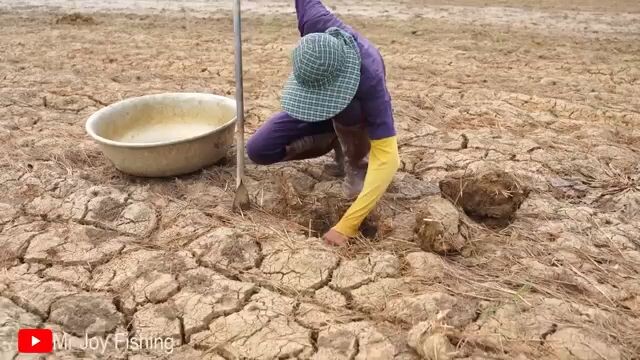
282;28;361;122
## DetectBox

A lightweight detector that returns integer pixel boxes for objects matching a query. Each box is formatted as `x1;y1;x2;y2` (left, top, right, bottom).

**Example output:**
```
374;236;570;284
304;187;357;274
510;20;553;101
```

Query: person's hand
323;228;349;246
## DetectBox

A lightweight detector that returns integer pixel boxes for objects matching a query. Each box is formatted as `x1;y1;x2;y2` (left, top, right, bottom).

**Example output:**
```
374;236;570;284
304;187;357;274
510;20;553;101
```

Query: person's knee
246;134;279;165
246;135;266;164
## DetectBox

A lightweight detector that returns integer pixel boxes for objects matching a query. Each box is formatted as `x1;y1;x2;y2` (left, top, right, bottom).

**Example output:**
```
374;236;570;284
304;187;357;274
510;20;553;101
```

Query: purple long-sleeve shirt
295;0;396;140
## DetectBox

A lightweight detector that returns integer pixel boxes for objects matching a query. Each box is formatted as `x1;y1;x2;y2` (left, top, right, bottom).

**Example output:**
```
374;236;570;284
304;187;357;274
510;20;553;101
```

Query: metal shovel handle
232;0;250;212
233;0;245;189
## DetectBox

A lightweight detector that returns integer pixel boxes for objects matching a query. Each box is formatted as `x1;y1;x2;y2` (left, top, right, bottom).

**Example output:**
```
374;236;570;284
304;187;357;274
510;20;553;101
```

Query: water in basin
114;122;219;143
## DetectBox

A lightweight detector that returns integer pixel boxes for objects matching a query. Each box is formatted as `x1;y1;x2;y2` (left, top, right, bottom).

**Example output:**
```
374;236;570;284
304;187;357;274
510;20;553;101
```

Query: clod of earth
407;322;456;360
388;211;416;241
413;197;466;255
439;170;529;226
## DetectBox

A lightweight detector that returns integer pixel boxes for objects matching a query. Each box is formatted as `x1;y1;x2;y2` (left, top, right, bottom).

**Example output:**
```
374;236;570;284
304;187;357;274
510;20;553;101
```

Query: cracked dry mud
1;0;640;359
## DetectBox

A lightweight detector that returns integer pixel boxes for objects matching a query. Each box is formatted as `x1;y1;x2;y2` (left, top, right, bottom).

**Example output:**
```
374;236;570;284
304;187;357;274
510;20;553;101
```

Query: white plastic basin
85;92;236;177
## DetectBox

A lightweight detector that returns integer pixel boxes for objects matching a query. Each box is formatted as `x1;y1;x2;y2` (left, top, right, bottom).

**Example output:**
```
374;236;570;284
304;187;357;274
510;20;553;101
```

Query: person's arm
333;135;399;236
295;0;343;36
334;82;398;235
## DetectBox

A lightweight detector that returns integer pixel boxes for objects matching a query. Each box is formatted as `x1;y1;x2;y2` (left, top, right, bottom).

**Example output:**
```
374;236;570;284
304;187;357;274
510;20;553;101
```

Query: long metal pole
233;0;244;189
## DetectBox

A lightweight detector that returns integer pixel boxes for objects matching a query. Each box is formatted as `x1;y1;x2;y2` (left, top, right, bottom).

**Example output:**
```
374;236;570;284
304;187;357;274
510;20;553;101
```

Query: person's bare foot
323;228;348;246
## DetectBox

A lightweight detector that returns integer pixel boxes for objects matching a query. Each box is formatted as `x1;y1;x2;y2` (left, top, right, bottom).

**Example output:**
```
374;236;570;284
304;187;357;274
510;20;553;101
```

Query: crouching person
247;0;399;246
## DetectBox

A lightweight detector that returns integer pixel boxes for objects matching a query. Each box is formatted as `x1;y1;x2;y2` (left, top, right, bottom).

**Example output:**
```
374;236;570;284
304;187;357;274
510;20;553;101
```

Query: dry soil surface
1;0;640;359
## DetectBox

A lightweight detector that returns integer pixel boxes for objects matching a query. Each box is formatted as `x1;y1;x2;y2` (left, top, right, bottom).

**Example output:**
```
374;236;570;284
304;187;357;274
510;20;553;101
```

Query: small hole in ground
294;194;379;239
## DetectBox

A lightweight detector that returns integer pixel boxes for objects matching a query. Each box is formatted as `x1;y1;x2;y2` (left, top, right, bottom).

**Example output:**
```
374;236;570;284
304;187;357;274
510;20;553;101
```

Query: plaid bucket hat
281;27;361;122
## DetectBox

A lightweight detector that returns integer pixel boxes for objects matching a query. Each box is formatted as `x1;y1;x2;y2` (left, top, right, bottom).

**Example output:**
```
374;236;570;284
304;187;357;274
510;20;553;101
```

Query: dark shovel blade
232;179;250;212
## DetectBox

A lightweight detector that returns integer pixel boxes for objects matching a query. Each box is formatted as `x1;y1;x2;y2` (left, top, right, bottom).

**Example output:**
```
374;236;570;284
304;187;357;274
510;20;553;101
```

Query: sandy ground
1;0;640;359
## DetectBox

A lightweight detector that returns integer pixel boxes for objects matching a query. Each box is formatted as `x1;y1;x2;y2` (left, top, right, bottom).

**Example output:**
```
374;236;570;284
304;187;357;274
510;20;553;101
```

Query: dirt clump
439;170;529;226
55;13;96;25
413;197;466;255
407;322;457;360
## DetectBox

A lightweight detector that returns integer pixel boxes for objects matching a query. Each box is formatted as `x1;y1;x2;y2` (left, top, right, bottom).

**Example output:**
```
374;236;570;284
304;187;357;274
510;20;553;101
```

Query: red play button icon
17;329;53;353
